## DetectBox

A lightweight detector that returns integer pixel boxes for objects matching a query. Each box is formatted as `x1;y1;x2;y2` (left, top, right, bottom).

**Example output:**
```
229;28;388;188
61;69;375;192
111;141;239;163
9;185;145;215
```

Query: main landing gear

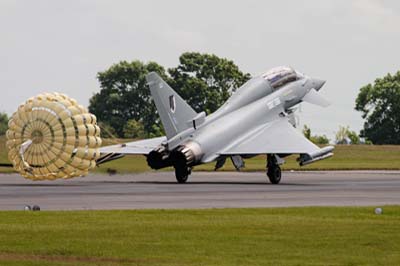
266;154;282;184
174;166;191;183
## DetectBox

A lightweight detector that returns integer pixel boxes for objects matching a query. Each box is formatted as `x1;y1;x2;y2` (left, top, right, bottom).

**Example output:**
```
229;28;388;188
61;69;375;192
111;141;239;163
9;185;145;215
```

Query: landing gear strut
266;154;282;184
174;166;191;183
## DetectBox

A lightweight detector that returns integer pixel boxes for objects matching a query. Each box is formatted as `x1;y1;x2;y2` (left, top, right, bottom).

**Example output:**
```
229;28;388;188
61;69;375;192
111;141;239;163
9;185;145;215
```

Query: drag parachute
6;93;101;180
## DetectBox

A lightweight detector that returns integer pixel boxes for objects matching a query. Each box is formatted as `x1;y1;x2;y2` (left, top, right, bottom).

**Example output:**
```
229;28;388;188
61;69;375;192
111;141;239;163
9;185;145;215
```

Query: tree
335;125;349;144
168;52;251;114
123;119;145;139
335;125;360;144
355;71;400;144
89;61;167;137
302;124;330;145
89;53;250;138
347;130;360;145
311;135;330;145
0;112;8;135
302;125;311;140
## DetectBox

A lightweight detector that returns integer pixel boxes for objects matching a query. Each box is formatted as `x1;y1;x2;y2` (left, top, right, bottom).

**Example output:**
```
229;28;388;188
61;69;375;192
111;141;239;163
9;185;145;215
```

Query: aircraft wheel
267;165;281;184
175;167;190;184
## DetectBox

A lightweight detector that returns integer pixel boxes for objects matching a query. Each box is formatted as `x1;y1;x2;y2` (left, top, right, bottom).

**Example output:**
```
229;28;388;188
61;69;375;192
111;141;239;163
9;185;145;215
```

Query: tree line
355;71;400;144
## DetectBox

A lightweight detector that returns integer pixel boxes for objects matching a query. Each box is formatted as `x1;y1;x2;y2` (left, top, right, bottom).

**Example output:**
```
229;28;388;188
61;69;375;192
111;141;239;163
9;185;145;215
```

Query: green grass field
1;135;400;174
0;207;399;265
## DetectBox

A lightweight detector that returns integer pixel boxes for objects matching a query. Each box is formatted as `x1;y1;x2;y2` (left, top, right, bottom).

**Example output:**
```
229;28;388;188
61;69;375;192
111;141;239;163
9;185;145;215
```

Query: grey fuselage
166;73;325;164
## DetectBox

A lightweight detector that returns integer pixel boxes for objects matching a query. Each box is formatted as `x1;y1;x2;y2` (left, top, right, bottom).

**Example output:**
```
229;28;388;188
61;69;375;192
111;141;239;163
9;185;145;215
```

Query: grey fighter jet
99;66;334;184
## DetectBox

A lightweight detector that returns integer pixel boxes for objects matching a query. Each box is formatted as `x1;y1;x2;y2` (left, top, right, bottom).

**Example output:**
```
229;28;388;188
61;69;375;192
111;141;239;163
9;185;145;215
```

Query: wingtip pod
6;93;101;181
298;146;334;166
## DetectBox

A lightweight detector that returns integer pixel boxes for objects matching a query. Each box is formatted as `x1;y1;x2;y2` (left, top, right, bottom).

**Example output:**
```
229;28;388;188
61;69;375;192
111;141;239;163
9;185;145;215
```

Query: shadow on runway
0;180;318;187
0;183;87;187
100;180;315;186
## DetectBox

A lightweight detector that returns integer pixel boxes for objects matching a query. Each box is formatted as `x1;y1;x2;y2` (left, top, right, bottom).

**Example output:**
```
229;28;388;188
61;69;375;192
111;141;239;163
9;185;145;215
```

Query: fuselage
166;66;326;165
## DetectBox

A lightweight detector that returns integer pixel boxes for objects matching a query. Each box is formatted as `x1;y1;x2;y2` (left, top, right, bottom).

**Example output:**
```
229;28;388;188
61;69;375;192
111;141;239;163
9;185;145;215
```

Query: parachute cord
19;139;33;173
98;124;120;145
19;138;61;179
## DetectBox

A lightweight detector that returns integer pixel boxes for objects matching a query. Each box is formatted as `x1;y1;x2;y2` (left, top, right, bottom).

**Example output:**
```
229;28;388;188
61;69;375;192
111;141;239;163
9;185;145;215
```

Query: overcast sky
1;0;399;139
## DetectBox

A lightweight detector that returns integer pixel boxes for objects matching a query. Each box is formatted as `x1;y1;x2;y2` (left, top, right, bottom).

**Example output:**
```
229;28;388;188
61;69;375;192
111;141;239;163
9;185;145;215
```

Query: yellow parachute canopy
6;93;102;180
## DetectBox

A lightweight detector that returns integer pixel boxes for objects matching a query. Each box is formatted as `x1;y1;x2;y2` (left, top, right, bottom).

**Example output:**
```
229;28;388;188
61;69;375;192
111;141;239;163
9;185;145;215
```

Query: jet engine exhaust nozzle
170;141;203;168
147;145;172;170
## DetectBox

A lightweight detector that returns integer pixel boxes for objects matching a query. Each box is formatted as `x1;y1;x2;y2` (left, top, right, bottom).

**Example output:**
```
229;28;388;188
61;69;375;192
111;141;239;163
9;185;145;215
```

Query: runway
1;171;400;210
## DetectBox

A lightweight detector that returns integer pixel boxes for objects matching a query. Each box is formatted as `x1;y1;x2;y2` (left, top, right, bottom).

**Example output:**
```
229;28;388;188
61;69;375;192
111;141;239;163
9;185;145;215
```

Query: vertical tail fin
146;72;197;139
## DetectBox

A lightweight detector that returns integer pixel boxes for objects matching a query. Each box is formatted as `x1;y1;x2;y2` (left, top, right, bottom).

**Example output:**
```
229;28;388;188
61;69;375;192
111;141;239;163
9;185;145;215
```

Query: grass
0;135;14;173
94;143;400;174
0;207;399;265
1;135;400;174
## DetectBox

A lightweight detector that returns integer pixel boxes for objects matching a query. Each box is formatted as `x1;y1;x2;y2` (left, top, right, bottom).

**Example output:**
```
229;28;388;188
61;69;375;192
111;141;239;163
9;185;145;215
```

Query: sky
1;0;399;140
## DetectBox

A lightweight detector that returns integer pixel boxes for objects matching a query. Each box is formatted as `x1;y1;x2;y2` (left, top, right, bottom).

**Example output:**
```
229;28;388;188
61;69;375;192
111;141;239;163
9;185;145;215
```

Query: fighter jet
99;66;334;184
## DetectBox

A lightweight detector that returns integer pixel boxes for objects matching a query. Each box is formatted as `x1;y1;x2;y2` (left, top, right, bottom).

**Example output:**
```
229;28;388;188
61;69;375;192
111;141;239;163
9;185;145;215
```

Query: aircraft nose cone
313;79;326;91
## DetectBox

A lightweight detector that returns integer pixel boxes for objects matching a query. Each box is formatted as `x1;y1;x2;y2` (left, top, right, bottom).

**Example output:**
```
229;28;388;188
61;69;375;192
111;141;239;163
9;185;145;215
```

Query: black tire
175;167;189;183
267;165;281;184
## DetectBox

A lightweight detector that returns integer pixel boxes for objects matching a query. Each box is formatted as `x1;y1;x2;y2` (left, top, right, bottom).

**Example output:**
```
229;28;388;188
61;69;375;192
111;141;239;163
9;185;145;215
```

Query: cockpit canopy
262;66;299;89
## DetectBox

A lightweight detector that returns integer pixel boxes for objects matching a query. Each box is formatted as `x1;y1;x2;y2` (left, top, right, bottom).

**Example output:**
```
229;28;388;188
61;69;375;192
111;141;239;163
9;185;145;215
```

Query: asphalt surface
1;171;400;210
